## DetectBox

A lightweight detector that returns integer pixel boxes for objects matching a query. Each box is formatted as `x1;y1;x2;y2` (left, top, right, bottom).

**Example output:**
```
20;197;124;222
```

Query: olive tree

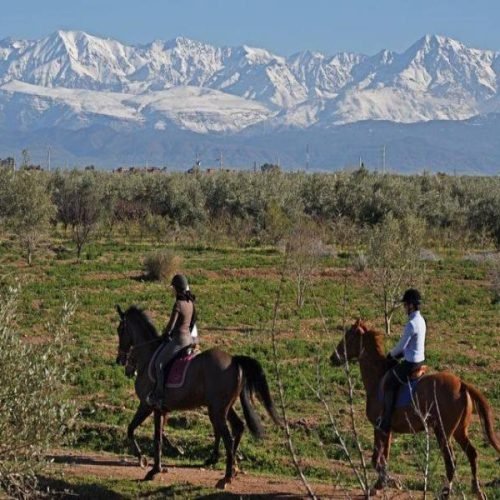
7;171;55;265
367;214;425;335
52;171;102;259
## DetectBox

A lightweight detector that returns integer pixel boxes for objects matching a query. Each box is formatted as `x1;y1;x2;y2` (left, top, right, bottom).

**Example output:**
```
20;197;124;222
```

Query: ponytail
176;290;196;302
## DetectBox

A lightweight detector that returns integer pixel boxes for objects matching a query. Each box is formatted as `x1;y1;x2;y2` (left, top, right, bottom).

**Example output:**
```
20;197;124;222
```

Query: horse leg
161;415;184;456
209;408;234;490
371;429;391;490
144;409;163;481
127;403;152;468
227;407;245;472
434;426;455;499
205;431;221;466
454;427;485;499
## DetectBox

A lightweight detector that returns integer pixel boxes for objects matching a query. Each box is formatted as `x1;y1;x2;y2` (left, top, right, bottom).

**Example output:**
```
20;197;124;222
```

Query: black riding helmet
401;288;422;306
171;274;189;292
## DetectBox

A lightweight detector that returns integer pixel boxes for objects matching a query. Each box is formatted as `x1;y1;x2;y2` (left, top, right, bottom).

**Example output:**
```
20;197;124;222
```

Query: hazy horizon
1;0;500;56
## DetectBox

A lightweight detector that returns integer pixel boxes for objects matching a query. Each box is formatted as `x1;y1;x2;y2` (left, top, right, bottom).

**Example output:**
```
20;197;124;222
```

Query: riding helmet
171;274;189;291
401;288;422;305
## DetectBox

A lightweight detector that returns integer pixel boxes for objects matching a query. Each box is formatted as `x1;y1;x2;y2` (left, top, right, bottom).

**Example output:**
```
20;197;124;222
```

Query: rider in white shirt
377;288;426;434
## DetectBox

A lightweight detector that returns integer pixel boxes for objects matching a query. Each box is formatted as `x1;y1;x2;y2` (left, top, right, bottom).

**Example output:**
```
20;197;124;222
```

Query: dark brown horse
331;319;499;499
115;305;281;488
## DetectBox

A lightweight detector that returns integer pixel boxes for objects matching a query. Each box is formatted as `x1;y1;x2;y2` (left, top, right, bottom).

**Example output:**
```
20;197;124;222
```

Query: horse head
330;318;368;366
115;304;160;368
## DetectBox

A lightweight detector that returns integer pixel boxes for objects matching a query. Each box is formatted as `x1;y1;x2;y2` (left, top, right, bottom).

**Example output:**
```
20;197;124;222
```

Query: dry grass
143;250;182;282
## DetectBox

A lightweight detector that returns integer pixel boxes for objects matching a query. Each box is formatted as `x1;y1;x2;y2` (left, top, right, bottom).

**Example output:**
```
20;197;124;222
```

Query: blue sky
1;0;498;55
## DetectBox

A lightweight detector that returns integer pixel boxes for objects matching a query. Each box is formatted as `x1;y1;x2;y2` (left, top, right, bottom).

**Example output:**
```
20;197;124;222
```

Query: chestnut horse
331;319;499;499
115;305;281;488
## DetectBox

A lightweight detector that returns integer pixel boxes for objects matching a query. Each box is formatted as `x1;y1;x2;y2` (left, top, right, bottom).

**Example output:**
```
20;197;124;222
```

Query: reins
119;315;161;362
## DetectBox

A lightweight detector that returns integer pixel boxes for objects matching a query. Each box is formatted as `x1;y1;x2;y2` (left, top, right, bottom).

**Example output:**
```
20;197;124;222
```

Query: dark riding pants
380;360;422;432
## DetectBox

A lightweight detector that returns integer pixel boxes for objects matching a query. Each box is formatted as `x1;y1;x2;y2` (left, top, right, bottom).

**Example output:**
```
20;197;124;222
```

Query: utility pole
306;144;310;171
47;146;51;172
382;145;386;174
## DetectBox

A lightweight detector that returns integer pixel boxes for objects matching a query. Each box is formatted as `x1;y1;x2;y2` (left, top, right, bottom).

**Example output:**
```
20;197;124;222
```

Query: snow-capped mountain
1;31;500;172
2;30;500;128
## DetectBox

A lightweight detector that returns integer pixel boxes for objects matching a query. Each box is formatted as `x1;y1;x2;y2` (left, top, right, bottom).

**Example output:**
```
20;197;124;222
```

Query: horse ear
116;304;124;319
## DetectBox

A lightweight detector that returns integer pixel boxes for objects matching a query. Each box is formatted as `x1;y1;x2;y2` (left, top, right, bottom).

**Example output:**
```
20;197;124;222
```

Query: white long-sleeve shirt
390;310;426;363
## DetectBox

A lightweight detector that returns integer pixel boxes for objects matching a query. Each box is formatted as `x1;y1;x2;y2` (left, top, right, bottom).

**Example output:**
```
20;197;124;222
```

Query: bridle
118;316;160;363
335;327;365;363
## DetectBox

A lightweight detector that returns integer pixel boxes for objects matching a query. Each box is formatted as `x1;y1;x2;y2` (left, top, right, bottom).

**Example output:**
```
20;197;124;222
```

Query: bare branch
270;256;317;499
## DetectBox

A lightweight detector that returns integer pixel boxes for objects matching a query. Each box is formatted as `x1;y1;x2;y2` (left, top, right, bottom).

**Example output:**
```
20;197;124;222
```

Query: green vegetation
0;168;498;497
0;286;75;497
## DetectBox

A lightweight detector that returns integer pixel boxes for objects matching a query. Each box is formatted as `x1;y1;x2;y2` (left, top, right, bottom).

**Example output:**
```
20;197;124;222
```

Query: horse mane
126;305;159;340
356;320;386;357
366;327;386;356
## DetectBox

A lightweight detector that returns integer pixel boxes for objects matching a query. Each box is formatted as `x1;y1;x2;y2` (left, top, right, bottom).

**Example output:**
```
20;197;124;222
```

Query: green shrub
0;285;76;497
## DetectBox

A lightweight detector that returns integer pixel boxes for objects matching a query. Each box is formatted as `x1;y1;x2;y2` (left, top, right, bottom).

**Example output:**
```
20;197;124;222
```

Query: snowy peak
390;34;497;96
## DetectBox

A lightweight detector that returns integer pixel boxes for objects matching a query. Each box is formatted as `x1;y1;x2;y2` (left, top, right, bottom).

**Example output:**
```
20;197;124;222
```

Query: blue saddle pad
378;378;421;408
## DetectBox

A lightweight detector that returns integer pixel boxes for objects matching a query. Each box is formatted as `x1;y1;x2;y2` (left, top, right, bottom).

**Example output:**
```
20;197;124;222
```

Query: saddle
379;364;429;408
163;345;199;389
409;364;428;380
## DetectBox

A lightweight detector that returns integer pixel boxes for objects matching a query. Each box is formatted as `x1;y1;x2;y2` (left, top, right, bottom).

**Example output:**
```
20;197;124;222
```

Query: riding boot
378;388;396;434
147;363;165;408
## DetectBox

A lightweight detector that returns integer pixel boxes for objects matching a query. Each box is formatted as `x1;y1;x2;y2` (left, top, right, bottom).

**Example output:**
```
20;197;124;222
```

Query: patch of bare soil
45;449;409;498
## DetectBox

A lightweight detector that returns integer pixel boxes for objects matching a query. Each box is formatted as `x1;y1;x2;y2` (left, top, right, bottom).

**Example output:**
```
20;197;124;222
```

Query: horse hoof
385;476;402;490
139;455;148;469
439;486;451;499
143;468;161;481
473;490;486;500
216;477;231;490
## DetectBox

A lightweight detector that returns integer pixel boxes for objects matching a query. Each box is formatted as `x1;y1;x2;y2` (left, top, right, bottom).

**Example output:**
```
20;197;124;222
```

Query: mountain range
0;30;499;173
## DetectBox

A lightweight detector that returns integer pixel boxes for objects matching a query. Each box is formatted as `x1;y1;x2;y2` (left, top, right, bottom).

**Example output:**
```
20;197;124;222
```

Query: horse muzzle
124;364;136;378
116;352;127;366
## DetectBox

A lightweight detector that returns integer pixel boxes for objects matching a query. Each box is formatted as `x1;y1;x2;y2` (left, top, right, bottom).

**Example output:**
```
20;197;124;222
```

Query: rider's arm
162;301;180;340
390;323;413;359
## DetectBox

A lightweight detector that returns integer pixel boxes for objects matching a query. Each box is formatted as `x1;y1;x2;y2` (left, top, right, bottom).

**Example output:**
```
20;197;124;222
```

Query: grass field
1;233;499;498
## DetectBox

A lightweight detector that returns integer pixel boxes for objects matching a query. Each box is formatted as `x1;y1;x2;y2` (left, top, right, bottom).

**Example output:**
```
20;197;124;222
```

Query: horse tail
462;382;500;453
234;356;282;439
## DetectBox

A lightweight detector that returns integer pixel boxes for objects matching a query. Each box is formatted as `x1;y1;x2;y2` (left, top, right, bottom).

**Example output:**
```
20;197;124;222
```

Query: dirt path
46;449;411;499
